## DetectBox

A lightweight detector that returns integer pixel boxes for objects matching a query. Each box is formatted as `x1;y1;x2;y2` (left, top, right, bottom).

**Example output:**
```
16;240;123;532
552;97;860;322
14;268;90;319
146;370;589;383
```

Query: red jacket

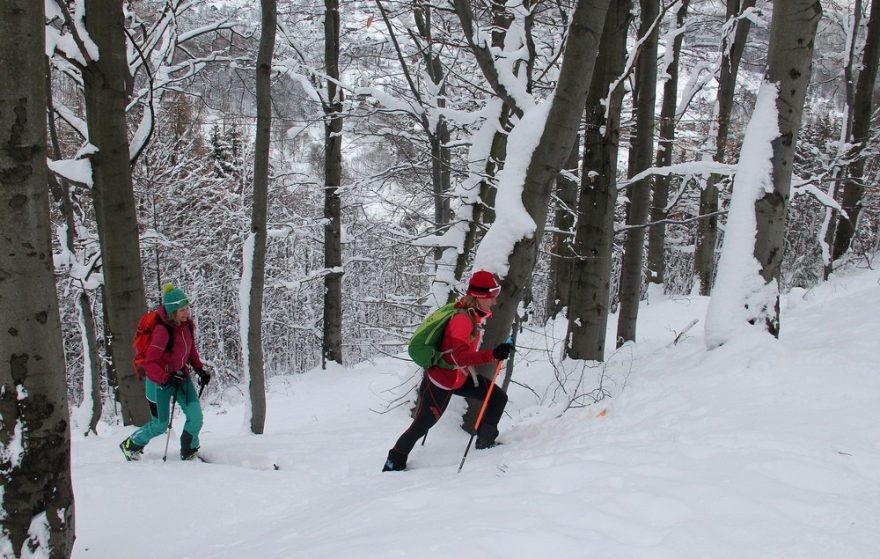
426;303;496;390
142;308;204;385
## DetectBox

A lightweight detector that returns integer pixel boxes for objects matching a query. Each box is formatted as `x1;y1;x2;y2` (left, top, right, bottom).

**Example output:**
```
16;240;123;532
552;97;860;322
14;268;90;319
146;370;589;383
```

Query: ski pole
162;391;179;462
458;358;505;473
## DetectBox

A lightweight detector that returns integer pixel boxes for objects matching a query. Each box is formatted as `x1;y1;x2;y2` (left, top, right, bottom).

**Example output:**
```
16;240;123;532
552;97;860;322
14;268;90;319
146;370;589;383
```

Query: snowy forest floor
71;265;880;558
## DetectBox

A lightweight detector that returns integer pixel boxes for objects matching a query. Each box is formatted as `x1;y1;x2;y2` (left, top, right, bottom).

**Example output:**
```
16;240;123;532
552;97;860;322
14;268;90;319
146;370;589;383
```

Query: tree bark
0;1;75;555
693;0;757;295
414;2;452;253
322;0;344;366
821;0;862;279
47;58;102;435
646;0;690;288
78;291;103;435
82;0;148;425
566;0;631;361
616;0;660;346
545;139;580;320
476;0;611;366
755;0;821;336
244;0;276;433
831;0;880;262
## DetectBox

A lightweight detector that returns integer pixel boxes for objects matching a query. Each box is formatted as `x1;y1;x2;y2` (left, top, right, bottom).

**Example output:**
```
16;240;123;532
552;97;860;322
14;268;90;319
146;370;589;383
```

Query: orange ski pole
458;358;505;473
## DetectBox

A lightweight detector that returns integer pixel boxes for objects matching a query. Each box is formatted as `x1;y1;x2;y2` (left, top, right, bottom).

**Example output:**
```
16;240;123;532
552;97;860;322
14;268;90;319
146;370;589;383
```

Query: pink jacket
142;308;204;385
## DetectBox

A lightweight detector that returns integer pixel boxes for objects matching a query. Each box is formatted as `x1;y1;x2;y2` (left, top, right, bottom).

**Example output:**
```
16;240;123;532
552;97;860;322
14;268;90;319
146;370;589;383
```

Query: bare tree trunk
46;58;102;435
755;0;821;336
616;0;660;346
414;1;452;260
82;0;148;425
476;0;612;372
646;0;690;288
322;0;344;366
831;0;880;262
545;139;580;320
822;0;862;278
0;1;75;554
693;0;756;295
566;0;631;361
244;0;276;434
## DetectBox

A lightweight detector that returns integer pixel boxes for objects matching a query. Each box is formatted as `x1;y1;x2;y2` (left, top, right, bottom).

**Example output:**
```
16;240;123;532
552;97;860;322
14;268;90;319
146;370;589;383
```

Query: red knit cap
467;270;501;299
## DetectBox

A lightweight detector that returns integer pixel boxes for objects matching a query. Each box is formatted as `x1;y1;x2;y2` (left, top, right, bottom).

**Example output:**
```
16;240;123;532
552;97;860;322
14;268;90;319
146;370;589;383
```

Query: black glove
194;367;211;386
493;343;514;360
167;371;186;388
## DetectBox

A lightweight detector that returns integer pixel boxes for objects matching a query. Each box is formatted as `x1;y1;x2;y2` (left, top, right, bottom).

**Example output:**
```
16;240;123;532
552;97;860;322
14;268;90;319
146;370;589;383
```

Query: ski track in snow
71;267;880;558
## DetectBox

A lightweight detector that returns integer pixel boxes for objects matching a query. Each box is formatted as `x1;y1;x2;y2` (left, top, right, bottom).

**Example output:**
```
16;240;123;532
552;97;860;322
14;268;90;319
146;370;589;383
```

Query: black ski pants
392;372;508;457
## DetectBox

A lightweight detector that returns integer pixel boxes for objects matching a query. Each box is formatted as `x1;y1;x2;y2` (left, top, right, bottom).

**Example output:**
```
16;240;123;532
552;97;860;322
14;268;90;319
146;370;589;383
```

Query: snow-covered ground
71;266;880;558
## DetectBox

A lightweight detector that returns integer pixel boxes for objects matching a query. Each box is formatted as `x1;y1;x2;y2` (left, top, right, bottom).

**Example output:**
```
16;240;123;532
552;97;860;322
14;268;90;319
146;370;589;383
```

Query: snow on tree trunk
706;0;821;348
0;1;75;555
239;232;256;430
705;84;781;348
470;0;612;401
694;0;757;296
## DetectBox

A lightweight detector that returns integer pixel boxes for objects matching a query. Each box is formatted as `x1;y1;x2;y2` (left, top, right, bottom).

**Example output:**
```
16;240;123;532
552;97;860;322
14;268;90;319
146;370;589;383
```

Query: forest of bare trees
2;0;878;554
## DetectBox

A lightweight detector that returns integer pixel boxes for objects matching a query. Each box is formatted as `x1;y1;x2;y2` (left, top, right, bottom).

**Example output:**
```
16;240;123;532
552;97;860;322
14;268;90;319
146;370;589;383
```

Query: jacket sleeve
440;313;495;368
187;324;204;370
143;325;171;385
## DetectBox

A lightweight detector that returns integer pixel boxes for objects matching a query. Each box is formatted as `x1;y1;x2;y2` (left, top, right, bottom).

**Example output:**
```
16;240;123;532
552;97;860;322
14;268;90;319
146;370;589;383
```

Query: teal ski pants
130;378;203;452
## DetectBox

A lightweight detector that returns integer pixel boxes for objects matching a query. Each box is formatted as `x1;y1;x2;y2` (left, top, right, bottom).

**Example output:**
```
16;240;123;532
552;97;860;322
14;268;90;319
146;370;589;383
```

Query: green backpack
408;303;477;369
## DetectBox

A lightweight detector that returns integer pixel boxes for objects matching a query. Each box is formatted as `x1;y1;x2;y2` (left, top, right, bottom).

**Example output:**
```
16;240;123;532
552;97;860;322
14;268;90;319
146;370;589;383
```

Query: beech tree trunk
830;0;880;262
0;1;75;555
545;140;580;320
693;0;756;295
473;0;612;389
322;0;344;366
566;0;631;361
47;59;102;435
755;0;821;336
822;0;862;278
83;0;148;425
244;0;276;433
413;1;452;265
616;0;660;346
646;0;690;288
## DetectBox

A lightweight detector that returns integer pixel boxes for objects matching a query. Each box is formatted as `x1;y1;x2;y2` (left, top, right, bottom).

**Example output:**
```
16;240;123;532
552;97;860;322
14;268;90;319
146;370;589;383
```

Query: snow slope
71;266;880;558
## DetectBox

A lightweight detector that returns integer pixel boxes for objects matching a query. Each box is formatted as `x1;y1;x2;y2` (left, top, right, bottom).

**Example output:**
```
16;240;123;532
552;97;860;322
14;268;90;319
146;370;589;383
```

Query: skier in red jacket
383;270;514;472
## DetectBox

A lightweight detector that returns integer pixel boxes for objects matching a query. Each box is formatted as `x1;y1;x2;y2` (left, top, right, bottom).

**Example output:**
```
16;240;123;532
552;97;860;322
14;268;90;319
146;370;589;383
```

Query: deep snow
71;265;880;558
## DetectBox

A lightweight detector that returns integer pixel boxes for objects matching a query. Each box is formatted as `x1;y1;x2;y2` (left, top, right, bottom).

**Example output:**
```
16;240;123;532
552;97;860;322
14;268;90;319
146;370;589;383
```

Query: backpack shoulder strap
154;313;175;352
